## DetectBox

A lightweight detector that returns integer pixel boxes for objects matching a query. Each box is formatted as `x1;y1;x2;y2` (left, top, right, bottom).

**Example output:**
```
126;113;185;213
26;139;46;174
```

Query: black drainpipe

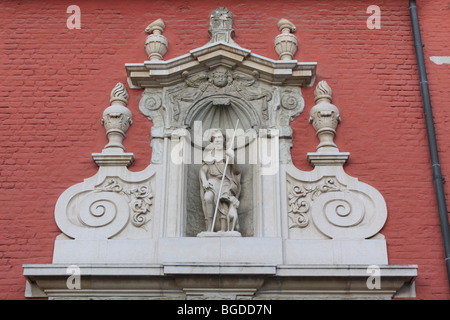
409;0;450;286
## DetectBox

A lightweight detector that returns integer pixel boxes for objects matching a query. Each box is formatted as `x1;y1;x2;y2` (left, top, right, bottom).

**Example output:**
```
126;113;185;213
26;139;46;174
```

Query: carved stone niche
23;8;417;300
140;64;307;238
131;8;315;241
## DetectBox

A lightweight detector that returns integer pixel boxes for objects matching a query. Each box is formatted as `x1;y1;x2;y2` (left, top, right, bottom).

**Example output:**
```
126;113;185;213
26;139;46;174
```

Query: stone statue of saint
198;129;241;236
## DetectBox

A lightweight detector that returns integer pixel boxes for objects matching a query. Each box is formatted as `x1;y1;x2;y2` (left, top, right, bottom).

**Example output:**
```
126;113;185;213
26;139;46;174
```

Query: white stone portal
23;7;417;300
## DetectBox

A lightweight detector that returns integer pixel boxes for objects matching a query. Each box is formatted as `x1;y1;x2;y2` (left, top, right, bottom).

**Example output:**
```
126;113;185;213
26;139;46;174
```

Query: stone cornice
23;263;418;299
125;41;316;89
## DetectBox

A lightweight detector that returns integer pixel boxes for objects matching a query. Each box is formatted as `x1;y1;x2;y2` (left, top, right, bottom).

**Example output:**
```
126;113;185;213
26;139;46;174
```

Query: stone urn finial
274;18;298;60
309;81;341;152
101;83;133;152
145;18;168;61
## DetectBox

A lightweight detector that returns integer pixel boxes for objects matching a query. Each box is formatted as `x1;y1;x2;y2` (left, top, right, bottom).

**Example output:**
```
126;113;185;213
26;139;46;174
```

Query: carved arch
184;94;261;131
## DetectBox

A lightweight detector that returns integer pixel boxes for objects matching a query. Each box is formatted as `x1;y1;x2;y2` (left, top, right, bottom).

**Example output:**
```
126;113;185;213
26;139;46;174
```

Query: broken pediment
126;41;316;88
126;7;316;89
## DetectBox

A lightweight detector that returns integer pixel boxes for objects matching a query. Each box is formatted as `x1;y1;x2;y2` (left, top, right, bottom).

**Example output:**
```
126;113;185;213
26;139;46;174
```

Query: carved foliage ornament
169;66;272;124
287;173;387;240
100;178;154;228
139;66;304;131
288;178;340;229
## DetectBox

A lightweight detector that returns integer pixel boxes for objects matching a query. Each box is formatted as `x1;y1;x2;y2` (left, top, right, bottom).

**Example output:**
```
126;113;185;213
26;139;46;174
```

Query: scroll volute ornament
309;81;341;152
145;18;168;60
274;18;298;60
102;83;132;151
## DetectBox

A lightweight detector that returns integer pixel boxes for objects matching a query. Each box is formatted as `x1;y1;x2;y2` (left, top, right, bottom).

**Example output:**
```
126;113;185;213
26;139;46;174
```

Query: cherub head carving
209;66;233;88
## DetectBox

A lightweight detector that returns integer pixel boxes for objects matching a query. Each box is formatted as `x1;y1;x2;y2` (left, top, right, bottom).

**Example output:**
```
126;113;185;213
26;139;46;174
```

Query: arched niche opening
183;95;261;237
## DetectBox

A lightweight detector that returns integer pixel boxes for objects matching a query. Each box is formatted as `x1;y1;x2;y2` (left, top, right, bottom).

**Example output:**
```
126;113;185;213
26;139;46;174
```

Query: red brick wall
406;0;450;299
1;0;449;299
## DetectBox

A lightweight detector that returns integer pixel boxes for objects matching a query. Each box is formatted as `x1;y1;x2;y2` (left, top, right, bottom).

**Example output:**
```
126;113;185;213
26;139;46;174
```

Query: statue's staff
210;119;240;232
